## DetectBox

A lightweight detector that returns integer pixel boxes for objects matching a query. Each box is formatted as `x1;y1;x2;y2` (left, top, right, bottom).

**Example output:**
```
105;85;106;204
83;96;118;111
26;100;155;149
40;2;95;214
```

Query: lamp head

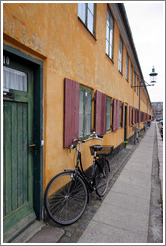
149;66;158;83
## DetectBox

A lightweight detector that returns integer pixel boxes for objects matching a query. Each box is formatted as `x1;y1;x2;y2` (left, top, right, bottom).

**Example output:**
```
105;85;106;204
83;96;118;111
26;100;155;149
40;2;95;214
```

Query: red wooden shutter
116;100;120;130
129;106;132;125
122;102;125;127
132;107;135;124
64;78;79;147
95;90;106;135
112;99;117;131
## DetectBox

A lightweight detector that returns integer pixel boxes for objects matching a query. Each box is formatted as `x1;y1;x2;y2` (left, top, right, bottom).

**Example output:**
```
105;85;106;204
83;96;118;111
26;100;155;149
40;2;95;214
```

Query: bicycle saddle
91;145;103;152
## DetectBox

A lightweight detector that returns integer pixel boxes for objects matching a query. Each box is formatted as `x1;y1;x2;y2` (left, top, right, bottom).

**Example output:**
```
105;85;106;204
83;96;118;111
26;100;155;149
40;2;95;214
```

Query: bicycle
133;126;139;145
44;132;114;226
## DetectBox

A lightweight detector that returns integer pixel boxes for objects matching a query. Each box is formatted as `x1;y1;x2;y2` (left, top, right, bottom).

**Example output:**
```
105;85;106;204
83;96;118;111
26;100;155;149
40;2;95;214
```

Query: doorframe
124;104;128;141
3;43;43;220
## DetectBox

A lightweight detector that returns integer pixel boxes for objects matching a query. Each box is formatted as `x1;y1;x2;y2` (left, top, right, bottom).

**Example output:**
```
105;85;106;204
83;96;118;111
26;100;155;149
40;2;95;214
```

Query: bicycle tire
44;171;88;225
95;159;110;197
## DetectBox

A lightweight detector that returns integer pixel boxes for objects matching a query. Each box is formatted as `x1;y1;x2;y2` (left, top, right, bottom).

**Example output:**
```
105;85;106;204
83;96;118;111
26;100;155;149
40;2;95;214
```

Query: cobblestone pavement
44;136;141;243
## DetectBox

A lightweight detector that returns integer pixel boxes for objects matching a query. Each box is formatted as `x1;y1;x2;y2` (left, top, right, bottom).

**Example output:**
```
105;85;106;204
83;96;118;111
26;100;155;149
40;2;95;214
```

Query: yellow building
3;3;152;242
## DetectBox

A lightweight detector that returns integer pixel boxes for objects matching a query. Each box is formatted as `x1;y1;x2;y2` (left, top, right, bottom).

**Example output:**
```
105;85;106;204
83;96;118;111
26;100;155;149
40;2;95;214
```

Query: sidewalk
14;122;163;244
78;122;161;243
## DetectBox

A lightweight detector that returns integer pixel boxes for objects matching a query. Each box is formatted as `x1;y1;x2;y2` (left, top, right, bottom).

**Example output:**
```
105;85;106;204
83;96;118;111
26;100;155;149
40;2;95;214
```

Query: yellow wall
3;3;152;190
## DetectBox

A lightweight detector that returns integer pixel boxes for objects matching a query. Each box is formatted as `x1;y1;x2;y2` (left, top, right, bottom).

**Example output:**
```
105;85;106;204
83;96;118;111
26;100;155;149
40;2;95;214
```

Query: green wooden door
3;60;36;242
124;105;127;141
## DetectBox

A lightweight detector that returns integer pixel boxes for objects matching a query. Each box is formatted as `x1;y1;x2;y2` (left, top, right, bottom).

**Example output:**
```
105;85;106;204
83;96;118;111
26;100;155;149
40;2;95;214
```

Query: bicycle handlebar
71;132;103;149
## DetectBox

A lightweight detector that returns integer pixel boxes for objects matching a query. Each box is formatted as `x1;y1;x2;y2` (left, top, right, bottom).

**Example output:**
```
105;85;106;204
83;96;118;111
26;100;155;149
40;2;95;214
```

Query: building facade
151;102;163;119
3;3;152;242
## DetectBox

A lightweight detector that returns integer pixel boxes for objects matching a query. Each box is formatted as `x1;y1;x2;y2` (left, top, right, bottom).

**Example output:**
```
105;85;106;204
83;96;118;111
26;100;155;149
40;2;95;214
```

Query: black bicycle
44;132;114;225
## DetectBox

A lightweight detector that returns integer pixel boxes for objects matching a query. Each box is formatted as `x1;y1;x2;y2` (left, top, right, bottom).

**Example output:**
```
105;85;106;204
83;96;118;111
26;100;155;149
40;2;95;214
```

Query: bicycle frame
73;143;105;193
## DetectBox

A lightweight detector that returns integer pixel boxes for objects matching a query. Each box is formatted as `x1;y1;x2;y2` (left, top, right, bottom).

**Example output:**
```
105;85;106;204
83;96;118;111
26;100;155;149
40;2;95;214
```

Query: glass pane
3;66;27;92
79;90;84;137
107;9;110;26
78;3;86;23
84;114;91;136
84;91;91;136
110;44;113;59
106;24;109;40
119;102;121;127
106;98;111;130
106;40;109;55
88;3;94;14
87;11;94;34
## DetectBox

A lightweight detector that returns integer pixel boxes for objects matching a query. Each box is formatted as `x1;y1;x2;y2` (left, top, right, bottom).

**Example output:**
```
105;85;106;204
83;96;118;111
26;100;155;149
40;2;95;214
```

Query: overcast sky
124;1;165;103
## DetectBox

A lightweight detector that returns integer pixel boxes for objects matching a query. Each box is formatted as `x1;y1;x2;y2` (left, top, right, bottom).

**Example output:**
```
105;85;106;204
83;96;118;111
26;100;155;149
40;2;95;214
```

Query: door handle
29;144;36;153
29;144;36;147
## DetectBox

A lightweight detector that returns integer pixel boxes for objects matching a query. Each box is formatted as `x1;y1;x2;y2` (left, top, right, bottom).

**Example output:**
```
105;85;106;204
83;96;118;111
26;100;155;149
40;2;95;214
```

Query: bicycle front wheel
45;171;88;225
95;159;110;197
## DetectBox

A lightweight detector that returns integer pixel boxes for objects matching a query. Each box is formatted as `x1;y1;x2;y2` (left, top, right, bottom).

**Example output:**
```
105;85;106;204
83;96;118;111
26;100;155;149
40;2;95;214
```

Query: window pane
106;39;109;55
3;66;27;92
106;8;114;60
87;11;94;34
79;90;84;137
84;91;91;136
126;54;128;80
106;24;109;40
131;66;133;86
119;37;123;72
110;44;113;59
88;3;94;14
78;3;86;24
119;102;121;127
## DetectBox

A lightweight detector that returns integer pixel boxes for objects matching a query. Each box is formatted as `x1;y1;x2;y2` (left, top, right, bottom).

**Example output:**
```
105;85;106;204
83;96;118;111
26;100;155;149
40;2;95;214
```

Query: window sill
118;70;123;76
78;17;97;41
106;54;114;64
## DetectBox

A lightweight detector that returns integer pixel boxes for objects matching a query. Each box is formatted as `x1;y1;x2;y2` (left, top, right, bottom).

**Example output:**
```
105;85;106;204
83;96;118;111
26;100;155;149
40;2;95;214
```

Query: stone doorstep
10;221;46;243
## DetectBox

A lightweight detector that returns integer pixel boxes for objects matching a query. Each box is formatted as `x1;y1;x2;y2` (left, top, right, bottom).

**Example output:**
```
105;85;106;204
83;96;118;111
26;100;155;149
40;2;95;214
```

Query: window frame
78;3;95;36
126;53;129;81
106;6;114;60
119;101;122;128
134;72;136;92
79;85;92;138
106;96;112;132
118;36;123;73
130;64;133;87
137;77;139;95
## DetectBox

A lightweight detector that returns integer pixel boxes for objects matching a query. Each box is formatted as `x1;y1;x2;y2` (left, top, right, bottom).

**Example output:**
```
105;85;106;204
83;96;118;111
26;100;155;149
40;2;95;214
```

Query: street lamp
149;66;158;84
132;66;158;131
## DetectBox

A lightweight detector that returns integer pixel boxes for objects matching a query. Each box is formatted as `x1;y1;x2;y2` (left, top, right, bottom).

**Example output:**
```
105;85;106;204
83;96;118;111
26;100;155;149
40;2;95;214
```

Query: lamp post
133;66;158;130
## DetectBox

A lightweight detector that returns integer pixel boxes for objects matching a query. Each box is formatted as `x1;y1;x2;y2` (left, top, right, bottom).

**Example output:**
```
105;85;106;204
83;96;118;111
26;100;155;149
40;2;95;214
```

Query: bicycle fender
64;169;74;172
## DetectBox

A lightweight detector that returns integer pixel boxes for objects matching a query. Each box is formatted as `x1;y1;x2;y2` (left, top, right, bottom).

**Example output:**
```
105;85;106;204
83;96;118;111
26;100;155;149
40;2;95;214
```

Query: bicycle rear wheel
95;159;110;197
45;171;88;225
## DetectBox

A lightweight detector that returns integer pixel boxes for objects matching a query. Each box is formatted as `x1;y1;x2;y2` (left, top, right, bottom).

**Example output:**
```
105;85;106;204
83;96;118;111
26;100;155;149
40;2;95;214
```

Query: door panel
124;105;127;141
3;61;36;242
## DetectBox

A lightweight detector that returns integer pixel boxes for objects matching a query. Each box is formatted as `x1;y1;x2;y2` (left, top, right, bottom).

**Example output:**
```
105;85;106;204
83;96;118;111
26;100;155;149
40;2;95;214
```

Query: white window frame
106;7;114;60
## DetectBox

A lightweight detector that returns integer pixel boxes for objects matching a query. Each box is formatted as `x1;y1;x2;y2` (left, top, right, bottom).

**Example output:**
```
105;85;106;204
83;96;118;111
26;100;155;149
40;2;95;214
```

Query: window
119;101;122;127
106;7;114;60
130;65;133;87
79;86;92;138
126;53;129;81
64;79;92;147
118;36;123;73
78;3;95;35
3;66;27;92
106;96;112;131
134;72;136;91
137;77;139;95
